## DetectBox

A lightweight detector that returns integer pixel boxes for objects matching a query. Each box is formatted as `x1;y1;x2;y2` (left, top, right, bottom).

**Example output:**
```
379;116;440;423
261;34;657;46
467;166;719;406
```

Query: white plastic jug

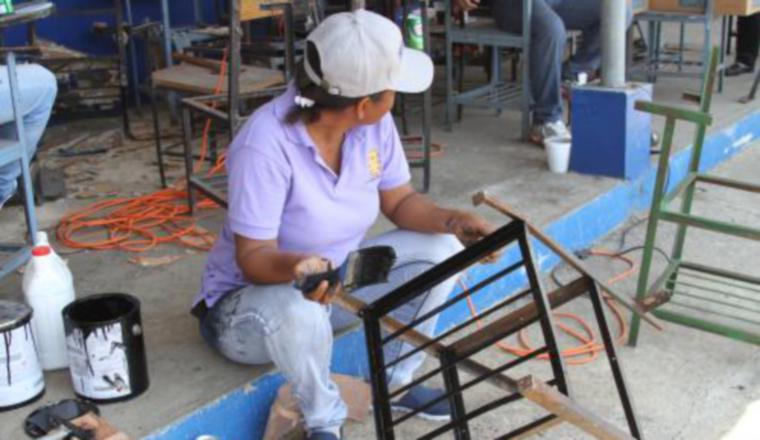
22;231;75;370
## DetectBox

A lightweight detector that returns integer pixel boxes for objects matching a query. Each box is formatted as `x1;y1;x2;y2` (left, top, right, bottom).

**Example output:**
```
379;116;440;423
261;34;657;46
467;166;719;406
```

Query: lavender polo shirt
194;86;411;308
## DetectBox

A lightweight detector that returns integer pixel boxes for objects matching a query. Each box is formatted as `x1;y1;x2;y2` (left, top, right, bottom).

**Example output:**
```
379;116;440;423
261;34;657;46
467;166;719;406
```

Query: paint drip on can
63;293;148;403
405;11;424;50
0;300;45;412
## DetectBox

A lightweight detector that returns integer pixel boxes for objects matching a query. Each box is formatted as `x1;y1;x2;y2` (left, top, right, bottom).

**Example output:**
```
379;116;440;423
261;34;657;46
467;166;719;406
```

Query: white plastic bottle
22;231;75;370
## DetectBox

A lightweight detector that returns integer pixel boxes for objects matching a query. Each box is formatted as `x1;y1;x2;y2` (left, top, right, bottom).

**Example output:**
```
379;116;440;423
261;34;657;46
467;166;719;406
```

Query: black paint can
63;293;149;403
0;300;45;411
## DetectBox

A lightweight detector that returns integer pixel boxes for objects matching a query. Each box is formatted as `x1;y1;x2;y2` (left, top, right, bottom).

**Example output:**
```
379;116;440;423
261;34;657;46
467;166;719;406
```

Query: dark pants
736;12;760;67
492;0;603;124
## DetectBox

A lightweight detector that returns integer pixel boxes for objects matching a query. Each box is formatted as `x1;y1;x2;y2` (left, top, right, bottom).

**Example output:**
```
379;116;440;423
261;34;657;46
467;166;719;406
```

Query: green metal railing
628;47;760;346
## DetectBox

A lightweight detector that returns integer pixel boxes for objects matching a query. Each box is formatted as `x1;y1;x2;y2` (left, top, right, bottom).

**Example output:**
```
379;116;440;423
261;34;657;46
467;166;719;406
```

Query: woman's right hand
294;256;341;305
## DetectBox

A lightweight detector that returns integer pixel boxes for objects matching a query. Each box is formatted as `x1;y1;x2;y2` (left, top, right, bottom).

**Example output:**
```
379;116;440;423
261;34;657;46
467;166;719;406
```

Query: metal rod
392;347;549;426
366;221;526;317
588;283;642;438
440;350;471;440
677;271;760;295
601;0;626;87
674;280;760;304
418;391;527;440
666;299;760;326
672;290;760;315
472;191;663;331
160;0;172;69
365;317;396;440
652;308;760;345
696;173;760;193
451;276;591;358
659;210;760;241
384;287;533;372
681;261;760;285
181;105;196;213
382;260;525;345
518;228;571;397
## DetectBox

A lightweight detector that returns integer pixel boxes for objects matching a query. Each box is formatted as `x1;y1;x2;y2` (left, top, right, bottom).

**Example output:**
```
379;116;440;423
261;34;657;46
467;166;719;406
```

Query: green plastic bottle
0;0;14;15
405;11;424;50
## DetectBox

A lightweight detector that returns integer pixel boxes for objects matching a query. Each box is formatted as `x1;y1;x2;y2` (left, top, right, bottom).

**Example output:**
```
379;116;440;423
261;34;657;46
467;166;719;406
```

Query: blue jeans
199;230;464;432
493;0;620;124
0;63;57;204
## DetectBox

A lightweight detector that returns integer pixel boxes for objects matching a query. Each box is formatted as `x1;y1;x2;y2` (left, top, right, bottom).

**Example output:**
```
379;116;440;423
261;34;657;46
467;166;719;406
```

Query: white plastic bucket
544;137;572;173
0;301;45;411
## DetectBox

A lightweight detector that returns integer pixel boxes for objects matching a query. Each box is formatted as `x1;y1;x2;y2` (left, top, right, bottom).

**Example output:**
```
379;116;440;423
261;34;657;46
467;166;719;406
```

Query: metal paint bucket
0;300;45;411
63;293;149;403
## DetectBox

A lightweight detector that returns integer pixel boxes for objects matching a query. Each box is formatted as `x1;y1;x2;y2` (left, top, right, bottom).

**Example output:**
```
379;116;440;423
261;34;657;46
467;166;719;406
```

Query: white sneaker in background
530;120;572;145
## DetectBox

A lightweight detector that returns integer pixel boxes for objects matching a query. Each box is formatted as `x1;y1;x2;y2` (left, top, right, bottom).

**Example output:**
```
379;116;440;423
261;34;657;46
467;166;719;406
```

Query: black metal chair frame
359;220;642;439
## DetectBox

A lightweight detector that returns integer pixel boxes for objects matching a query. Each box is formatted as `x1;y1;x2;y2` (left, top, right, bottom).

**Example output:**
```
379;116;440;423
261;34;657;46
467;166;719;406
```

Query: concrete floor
1;44;759;438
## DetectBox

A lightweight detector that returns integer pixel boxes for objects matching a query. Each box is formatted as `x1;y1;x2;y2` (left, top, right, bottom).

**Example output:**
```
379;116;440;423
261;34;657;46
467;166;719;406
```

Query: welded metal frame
444;0;532;140
359;220;642;439
630;2;726;94
628;48;760;346
147;0;296;188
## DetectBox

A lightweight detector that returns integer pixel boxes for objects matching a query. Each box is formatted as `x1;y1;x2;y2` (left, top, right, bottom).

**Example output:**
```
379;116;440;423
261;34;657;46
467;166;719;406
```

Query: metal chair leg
19;160;37;245
444;35;454;132
150;85;168;188
181;106;196;213
745;69;760;102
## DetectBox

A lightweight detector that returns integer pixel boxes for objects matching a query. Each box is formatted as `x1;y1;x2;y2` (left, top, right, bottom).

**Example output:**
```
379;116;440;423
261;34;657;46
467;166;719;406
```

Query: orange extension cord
461;249;636;365
57;50;231;253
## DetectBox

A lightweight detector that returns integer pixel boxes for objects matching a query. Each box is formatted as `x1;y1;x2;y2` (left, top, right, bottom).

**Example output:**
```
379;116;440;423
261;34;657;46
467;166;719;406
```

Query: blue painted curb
147;110;760;440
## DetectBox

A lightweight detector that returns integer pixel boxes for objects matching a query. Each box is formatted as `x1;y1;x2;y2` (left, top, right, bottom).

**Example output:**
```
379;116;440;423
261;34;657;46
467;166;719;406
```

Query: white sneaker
530;120;571;145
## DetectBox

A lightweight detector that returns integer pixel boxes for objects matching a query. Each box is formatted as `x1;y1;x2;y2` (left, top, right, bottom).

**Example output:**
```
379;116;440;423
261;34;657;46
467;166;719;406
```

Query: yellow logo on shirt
368;149;381;178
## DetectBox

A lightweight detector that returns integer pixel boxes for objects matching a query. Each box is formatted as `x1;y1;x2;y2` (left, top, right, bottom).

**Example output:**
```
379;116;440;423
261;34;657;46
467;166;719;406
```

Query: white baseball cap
304;9;434;98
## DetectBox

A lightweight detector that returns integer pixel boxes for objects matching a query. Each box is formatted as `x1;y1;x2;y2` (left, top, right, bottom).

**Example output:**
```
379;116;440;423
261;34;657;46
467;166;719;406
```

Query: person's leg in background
200;284;347;438
0;63;57;206
552;0;602;79
552;0;633;80
726;12;760;76
331;230;464;419
492;0;570;143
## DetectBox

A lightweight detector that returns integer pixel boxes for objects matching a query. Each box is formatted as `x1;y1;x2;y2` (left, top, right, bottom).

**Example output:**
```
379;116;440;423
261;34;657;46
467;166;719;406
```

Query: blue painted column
570;83;653;180
569;0;653;180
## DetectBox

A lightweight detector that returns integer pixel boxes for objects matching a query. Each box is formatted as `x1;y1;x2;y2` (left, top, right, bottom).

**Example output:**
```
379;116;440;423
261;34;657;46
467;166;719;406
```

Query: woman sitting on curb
192;10;497;440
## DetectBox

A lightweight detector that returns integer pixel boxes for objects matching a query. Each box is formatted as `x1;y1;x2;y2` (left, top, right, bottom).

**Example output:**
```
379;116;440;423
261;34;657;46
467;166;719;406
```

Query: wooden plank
517;376;636;440
450;276;592;357
152;63;283;95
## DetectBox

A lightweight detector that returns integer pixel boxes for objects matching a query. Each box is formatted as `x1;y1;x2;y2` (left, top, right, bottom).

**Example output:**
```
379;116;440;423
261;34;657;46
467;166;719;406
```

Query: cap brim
392;47;434;94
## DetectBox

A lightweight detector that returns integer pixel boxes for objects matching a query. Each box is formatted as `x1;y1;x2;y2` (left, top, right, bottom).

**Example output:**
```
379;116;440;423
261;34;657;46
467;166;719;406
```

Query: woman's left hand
446;211;501;263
